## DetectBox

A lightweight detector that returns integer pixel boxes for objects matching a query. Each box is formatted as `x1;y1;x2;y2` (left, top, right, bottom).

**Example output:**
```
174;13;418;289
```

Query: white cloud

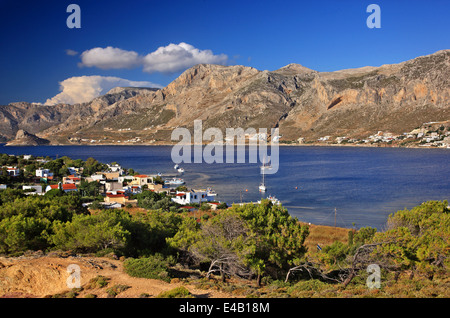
65;49;78;56
79;46;142;69
142;42;228;74
44;75;162;105
78;43;228;74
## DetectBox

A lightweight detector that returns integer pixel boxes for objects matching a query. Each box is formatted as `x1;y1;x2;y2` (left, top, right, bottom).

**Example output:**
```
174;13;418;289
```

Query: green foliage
136;190;177;211
352;226;377;246
319;241;351;267
106;284;130;298
123;254;176;282
125;211;183;256
86;275;110;289
78;180;101;197
83;157;107;176
217;202;228;209
156;286;194;298
234;200;310;277
0;214;51;254
0;190;88;254
372;200;449;276
166;216;201;252
169;201;310;282
48;211;131;253
0;188;26;205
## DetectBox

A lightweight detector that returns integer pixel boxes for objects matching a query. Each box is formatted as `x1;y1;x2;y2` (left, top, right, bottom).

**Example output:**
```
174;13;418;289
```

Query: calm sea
2;144;449;230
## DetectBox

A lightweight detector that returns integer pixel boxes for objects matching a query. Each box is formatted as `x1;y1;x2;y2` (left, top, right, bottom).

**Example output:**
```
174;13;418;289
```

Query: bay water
2;144;449;230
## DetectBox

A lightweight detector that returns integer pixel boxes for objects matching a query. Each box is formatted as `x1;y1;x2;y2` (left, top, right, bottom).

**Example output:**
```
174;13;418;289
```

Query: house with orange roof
130;174;153;186
104;193;137;206
45;183;78;193
63;174;82;185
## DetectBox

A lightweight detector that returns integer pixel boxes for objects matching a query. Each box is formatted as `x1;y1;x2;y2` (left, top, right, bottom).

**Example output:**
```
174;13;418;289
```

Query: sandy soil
0;254;234;298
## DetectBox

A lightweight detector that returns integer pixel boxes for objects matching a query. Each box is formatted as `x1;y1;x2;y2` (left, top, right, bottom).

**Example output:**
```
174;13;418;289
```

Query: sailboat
259;159;267;192
260;156;272;171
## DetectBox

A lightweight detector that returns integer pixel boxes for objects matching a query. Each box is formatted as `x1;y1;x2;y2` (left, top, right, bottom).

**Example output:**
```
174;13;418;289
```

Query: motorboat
164;178;185;186
206;187;217;196
258;195;280;205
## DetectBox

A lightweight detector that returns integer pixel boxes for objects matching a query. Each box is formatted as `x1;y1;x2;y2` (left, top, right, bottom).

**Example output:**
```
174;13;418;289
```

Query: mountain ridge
1;49;449;145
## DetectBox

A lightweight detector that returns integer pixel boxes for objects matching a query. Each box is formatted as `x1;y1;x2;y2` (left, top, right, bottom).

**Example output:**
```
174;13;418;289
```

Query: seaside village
299;121;450;148
0;156;220;212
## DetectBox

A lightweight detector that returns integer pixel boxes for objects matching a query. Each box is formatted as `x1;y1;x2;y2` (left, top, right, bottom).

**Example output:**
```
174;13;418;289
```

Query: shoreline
3;142;449;150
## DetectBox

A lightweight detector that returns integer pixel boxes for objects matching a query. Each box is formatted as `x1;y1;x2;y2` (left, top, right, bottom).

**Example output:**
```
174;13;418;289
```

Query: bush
287;279;329;297
106;284;130;298
86;275;110;289
123;254;176;282
156;286;194;298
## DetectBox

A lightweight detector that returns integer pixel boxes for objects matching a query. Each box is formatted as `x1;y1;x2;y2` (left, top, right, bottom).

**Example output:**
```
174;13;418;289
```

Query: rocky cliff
0;50;448;145
6;130;50;146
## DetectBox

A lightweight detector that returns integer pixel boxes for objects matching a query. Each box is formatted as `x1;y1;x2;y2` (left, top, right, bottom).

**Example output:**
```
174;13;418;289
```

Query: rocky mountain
6;130;50;146
1;50;449;145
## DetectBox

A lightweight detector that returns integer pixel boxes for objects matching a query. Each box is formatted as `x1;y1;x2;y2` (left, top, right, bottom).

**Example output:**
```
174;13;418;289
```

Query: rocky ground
0;252;233;298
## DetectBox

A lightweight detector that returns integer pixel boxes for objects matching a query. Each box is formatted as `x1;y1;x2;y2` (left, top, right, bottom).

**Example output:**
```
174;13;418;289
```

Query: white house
23;185;43;195
6;167;20;177
118;175;135;183
171;189;216;205
36;168;53;178
107;163;123;174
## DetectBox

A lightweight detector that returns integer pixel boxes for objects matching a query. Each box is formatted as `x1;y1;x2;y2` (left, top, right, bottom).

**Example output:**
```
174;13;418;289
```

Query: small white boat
178;167;184;173
260;163;272;171
258;195;280;205
206;187;217;196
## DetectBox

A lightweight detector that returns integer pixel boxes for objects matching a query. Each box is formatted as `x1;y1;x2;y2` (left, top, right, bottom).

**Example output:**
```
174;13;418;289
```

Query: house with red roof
130;174;153;186
104;192;138;206
45;183;78;193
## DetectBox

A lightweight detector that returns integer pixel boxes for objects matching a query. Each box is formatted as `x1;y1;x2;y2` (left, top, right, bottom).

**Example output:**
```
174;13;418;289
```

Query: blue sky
0;0;449;105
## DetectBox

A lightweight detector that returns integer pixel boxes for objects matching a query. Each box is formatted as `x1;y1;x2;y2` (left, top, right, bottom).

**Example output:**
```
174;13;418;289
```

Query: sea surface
2;144;449;230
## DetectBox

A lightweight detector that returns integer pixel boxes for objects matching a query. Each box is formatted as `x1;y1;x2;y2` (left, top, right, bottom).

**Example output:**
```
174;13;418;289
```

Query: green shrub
156;286;194;298
106;284;130;298
123;254;176;282
86;275;110;289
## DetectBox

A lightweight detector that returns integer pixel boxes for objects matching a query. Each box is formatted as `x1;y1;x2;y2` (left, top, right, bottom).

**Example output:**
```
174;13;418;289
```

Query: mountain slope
1;50;449;145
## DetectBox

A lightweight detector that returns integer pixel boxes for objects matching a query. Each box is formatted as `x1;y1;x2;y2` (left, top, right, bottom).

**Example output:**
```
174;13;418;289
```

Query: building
5;167;20;177
118;175;135;183
107;164;123;174
101;171;120;181
63;175;81;184
36;168;53;178
171;189;216;205
131;175;153;186
104;193;137;206
23;185;43;195
45;183;78;193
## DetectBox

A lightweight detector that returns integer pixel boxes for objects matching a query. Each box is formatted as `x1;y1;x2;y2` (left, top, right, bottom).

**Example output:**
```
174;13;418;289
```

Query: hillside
0;222;349;298
1;50;449;145
0;253;233;298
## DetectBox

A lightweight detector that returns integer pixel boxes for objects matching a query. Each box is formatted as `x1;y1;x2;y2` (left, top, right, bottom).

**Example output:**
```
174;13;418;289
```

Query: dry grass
301;223;349;253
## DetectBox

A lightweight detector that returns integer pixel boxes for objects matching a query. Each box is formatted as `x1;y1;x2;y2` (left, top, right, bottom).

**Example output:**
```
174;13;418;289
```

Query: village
0;154;222;213
299;121;450;148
